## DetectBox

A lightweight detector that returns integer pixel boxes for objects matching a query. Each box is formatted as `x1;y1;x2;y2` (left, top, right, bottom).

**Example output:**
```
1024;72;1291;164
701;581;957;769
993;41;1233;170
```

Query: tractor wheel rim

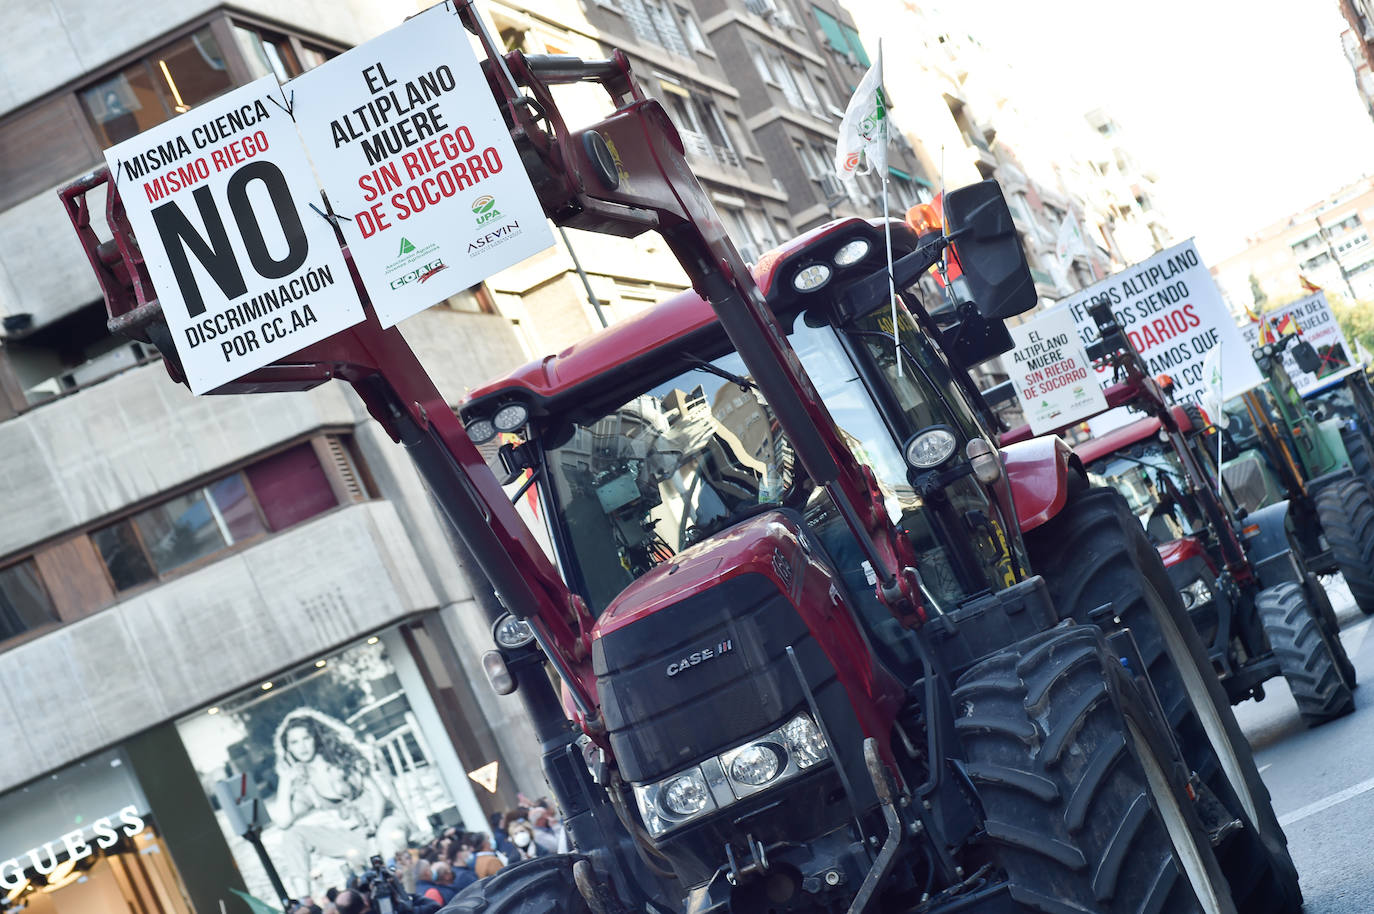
1128;720;1228;914
1153;589;1262;828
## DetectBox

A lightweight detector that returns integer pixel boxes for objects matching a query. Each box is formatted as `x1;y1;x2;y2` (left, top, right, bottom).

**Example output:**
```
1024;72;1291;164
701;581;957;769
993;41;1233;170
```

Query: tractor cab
1079;406;1210;546
462;213;1034;683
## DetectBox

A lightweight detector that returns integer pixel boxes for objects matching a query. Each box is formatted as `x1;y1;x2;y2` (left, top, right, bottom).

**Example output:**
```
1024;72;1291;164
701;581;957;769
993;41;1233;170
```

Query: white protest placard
290;4;555;327
1007;308;1109;434
1238;292;1355;394
104;76;365;395
1054;240;1262;432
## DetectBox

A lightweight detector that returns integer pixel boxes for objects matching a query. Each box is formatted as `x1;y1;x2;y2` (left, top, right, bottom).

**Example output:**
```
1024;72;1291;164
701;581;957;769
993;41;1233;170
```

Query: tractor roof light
793;263;832;292
492;402;530;433
833;238;871;267
466;417;498;444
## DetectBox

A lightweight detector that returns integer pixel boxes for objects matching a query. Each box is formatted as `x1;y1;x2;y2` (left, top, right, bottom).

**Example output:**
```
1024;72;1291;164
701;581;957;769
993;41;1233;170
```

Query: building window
90;441;348;593
620;0;690;56
0;561;57;642
79;27;233;147
677;6;711;53
233;23;334;81
811;6;869;66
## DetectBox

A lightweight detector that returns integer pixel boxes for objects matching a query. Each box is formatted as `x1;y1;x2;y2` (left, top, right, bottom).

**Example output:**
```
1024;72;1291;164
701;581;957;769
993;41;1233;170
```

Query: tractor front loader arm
60;0;928;729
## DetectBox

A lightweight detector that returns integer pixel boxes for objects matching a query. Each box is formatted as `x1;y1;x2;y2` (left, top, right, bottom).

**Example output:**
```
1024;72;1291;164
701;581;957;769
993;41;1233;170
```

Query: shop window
0;560;57;641
79;27;233;147
177;635;468;901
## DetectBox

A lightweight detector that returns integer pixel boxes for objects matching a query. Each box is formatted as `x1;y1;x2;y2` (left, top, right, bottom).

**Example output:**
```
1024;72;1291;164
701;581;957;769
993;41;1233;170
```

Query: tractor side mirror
943;180;1037;320
1291;340;1322;375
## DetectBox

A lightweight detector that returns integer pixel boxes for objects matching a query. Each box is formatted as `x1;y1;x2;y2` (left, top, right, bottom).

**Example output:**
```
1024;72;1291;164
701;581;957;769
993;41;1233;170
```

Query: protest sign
290;4;554;327
1006;307;1108;434
1238;292;1354;394
103;76;365;394
1054;240;1262;432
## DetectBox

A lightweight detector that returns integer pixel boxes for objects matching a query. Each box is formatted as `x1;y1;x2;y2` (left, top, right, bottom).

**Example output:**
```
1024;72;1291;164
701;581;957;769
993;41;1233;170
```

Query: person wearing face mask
505;820;541;861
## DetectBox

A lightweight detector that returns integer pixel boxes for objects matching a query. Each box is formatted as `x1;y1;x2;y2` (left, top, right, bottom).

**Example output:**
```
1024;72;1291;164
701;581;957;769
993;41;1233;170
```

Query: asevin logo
467;221;521;253
472;194;502;226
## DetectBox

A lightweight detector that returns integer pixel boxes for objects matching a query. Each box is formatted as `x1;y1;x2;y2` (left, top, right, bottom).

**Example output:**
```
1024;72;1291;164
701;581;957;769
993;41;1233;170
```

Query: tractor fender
1241;500;1304;588
1002;436;1084;533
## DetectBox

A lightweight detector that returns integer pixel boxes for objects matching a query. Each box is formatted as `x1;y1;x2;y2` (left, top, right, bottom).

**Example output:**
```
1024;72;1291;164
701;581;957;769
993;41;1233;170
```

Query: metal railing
679;128;743;169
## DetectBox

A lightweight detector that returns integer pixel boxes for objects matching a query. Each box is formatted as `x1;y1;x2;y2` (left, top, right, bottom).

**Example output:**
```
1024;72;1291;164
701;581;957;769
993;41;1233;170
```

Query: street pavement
1232;576;1374;914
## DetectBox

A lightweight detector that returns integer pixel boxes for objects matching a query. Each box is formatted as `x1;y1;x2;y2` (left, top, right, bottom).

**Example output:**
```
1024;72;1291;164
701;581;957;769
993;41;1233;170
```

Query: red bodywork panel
465;218;878;408
1074;406;1197;466
592;511;905;767
1001;436;1080;532
1158;536;1216;573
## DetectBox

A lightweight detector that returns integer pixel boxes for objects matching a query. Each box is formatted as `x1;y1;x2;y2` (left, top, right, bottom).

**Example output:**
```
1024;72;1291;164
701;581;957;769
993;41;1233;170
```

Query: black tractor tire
955;623;1235;914
1314;476;1374;614
1340;426;1373;482
1257;581;1356;726
1306;571;1358;687
444;855;591;914
1026;483;1301;914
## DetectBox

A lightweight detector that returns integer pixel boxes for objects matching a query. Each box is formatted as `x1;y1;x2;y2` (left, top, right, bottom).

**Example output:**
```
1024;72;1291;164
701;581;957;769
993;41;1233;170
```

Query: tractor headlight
633;713;830;837
793;263;833;292
492;402;530;433
465;417;497;444
904;427;958;468
1179;578;1213;610
833;238;871;266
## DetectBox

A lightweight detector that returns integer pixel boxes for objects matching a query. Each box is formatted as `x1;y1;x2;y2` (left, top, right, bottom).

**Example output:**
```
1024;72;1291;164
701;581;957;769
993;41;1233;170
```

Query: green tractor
1218;333;1374;613
1302;363;1374;480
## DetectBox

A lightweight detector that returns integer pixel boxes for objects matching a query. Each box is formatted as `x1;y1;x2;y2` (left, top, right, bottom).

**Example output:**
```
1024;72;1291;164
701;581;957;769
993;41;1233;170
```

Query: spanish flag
1300;275;1322;293
1244;305;1261;324
1276;314;1300;337
1259;319;1277;345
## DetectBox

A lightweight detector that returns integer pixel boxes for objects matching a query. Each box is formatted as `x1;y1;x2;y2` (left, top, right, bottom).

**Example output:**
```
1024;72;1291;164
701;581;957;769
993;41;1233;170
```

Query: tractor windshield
540;307;1021;617
1088;443;1204;542
542;351;796;613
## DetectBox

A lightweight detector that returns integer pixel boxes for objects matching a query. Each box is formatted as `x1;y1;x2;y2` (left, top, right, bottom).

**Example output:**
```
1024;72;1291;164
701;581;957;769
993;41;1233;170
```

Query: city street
1234;577;1374;913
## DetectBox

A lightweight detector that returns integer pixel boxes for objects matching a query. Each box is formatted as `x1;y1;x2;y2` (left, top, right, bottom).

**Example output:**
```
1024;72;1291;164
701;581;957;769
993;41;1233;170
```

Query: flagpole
872;40;899;377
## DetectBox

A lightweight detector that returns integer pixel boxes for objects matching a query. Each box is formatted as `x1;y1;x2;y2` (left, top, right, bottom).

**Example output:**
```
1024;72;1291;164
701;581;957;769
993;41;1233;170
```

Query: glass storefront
176;630;485;903
1;751;192;914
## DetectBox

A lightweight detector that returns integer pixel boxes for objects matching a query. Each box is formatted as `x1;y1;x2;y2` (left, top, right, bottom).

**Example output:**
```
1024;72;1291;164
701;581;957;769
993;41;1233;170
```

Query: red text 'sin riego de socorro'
289;4;554;328
102;75;364;395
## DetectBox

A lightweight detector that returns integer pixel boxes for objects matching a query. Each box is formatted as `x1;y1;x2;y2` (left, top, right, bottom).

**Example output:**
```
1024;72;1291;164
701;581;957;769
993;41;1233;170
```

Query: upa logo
472;194;502;226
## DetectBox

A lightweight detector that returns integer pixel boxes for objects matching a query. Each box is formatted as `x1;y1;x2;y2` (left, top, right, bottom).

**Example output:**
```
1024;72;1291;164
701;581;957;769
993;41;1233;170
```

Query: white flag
834;46;888;188
1200;342;1228;429
1055;215;1086;269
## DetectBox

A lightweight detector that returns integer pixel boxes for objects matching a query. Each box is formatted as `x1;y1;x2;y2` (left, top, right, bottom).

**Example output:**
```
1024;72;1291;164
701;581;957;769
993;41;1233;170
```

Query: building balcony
0;500;439;793
679;127;743;170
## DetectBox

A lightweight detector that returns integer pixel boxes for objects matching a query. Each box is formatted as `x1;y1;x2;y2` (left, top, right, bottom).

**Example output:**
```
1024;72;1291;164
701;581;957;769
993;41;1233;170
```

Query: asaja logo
472;194;502;226
398;237;416;255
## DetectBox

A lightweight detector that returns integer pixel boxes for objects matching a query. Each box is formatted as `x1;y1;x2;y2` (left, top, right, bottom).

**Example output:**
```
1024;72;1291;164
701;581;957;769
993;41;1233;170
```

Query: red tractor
999;298;1355;729
61;7;1296;913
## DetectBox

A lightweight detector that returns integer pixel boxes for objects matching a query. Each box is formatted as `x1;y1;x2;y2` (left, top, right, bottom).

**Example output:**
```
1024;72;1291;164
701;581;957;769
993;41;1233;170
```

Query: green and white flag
834;45;887;189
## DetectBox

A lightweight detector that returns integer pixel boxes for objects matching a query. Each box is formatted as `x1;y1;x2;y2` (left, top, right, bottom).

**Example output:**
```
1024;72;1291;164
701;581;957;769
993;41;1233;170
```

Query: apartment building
1212;176;1374;311
0;6;560;914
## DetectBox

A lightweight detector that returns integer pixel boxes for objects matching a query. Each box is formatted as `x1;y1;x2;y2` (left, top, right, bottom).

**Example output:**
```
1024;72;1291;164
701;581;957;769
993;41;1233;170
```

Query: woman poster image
266;709;411;896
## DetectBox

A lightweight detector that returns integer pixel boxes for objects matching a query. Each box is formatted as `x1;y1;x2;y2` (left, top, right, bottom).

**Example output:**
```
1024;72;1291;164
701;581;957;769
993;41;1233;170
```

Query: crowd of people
285;799;569;914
